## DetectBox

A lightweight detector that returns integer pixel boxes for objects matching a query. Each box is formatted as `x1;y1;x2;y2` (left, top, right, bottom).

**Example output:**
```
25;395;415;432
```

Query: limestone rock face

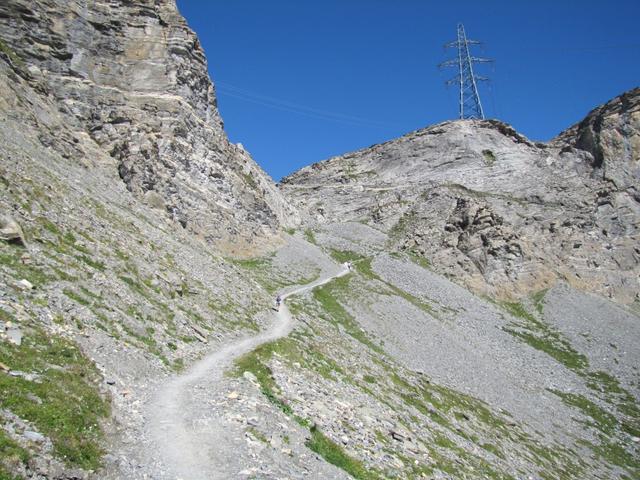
554;87;640;190
281;92;640;304
0;0;297;254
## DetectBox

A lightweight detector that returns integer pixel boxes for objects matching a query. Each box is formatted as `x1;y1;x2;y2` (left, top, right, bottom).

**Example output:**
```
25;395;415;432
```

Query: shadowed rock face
0;0;297;255
281;94;640;305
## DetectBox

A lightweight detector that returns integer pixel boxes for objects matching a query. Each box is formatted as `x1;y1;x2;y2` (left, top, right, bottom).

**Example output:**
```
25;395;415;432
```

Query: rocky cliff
0;1;298;478
0;0;297;255
281;92;640;306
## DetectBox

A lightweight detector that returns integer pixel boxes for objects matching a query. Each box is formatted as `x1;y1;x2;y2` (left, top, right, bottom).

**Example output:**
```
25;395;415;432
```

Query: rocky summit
0;1;639;480
281;96;640;305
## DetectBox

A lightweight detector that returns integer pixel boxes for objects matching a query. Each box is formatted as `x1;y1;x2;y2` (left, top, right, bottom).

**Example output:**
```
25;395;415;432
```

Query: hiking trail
139;265;350;479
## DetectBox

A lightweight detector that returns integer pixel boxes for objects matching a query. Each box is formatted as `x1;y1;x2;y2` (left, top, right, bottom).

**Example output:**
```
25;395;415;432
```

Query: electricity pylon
439;23;492;120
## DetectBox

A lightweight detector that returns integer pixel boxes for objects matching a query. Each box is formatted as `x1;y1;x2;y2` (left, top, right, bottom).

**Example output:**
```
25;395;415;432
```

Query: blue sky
176;1;640;180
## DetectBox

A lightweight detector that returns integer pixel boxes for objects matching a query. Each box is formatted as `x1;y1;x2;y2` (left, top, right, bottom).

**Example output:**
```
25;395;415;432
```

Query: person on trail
275;294;282;311
346;261;352;271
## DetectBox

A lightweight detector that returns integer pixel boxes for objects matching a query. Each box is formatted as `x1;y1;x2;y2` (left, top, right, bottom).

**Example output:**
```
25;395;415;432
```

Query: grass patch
74;254;105;272
532;288;549;315
62;288;91;307
313;275;384;354
0;39;24;68
232;339;307;424
0;244;56;287
356;258;439;319
0;429;29;476
304;229;317;245
241;172;257;189
328;249;365;264
551;389;639;474
388;210;417;242
500;301;588;371
233;255;319;294
0;329;110;469
406;250;431;269
482;149;496;166
306;425;383;479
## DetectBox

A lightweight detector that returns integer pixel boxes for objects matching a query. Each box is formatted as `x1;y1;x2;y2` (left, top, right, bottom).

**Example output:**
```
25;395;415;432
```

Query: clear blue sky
176;1;640;181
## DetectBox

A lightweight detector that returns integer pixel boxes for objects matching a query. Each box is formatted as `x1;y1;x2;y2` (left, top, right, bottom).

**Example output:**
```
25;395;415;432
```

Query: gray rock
0;215;26;246
23;430;46;443
0;0;299;255
281;97;640;306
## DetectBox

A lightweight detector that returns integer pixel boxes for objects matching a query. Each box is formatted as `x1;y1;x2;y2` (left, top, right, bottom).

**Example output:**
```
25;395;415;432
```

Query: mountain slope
1;2;639;479
0;0;297;255
0;1;300;478
281;96;640;306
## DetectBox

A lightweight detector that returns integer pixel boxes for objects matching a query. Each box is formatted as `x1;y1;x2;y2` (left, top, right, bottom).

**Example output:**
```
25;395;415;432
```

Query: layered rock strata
0;0;297;255
281;92;640;304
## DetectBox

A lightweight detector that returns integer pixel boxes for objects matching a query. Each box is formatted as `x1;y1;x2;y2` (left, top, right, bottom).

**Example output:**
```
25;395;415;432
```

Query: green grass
0;244;56;286
306;425;384;479
406;250;431;269
482;149;496;166
550;390;639;475
232;339;308;424
75;254;105;272
0;38;24;68
303;229;317;245
62;288;91;307
500;301;589;371
233;255;319;294
355;257;439;319
388;210;417;242
0;429;29;477
497;299;639;476
0;329;110;469
313;275;384;354
532;289;549;315
241;172;257;189
328;249;365;264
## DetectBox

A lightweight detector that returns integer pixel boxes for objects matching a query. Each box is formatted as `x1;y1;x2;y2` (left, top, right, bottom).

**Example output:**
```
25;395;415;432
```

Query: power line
214;81;401;129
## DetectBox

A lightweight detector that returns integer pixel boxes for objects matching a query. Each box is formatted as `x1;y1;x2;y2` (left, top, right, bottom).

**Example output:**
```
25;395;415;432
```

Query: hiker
346;261;352;271
275;294;282;311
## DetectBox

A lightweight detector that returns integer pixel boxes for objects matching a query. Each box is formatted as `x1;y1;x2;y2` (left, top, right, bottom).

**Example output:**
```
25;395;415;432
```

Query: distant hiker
275;294;282;311
346;261;353;271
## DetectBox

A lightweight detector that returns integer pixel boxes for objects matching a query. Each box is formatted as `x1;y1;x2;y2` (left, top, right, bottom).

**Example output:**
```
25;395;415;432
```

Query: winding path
143;265;350;479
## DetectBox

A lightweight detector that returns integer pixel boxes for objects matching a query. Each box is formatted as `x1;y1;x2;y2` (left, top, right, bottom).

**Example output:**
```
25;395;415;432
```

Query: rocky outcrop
554;87;640;189
282;94;640;304
0;0;297;255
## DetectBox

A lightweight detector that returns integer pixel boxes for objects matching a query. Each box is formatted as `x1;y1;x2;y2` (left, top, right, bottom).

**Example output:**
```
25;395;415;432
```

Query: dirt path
141;266;350;479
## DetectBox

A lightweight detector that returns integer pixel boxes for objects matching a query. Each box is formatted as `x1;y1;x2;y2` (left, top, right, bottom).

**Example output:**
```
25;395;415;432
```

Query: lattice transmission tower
439;23;492;120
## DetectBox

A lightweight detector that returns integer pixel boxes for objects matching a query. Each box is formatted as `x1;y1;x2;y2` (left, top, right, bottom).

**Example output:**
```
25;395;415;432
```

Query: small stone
243;371;258;384
17;279;33;290
281;448;293;456
227;391;239;400
632;436;640;443
106;380;116;386
0;362;9;372
24;430;45;443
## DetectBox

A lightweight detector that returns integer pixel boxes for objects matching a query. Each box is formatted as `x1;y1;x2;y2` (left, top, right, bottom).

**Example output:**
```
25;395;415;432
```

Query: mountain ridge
281;95;640;306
